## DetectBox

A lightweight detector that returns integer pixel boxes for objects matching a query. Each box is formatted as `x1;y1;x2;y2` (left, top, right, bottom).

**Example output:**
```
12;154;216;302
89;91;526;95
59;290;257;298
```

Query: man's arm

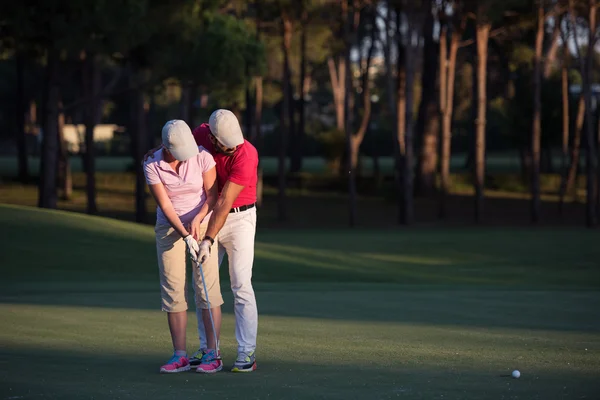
142;145;161;164
197;180;244;263
189;167;218;240
205;180;244;240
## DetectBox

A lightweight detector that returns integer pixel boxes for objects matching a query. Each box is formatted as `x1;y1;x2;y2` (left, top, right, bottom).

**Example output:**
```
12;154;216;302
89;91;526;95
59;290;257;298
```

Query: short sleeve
198;146;216;173
143;162;162;185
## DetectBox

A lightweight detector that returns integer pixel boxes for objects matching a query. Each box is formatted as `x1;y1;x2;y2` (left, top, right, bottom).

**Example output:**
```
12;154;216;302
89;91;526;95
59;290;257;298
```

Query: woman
143;119;224;374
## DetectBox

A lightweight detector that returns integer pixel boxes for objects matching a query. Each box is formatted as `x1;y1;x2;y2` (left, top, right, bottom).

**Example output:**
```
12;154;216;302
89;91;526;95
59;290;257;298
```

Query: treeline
1;0;599;226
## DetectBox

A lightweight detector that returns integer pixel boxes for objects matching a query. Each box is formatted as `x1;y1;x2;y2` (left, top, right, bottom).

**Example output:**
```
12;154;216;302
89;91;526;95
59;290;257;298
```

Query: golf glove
183;235;200;263
198;239;211;264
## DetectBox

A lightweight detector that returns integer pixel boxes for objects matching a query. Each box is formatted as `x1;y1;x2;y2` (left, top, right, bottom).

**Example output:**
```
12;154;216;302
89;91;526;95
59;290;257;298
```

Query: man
190;109;259;373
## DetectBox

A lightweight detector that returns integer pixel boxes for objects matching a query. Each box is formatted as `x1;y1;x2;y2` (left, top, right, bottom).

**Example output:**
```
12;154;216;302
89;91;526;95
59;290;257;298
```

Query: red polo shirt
192;123;258;208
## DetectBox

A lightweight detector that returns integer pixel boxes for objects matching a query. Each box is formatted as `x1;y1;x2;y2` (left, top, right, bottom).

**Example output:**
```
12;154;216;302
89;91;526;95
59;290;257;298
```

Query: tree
531;0;545;223
279;6;292;222
394;3;407;223
57;100;72;200
568;0;598;227
1;2;64;209
15;51;28;184
569;0;598;227
128;1;264;221
82;53;102;214
439;1;467;219
289;0;308;173
558;13;572;215
531;1;563;223
473;8;491;222
38;48;61;209
350;4;378;171
416;3;440;196
253;0;265;207
400;0;424;225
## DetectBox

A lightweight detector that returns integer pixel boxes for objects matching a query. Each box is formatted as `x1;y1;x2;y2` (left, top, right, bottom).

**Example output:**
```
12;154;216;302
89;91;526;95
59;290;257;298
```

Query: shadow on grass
1;285;599;334
0;346;598;400
1;204;599;332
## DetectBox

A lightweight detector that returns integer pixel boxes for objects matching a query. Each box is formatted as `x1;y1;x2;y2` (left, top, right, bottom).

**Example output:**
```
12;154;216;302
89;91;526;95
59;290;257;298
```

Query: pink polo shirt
143;146;216;226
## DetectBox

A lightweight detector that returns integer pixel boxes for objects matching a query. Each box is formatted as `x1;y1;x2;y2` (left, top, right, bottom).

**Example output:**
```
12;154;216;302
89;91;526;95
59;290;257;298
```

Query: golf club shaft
197;259;219;352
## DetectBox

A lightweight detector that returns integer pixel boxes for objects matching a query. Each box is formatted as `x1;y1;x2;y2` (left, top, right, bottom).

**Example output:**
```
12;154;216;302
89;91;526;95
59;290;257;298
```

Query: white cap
209;109;244;148
161;120;199;161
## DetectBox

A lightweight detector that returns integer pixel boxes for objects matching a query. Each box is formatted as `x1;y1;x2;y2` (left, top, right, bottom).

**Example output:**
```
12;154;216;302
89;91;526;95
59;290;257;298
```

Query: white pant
196;207;258;354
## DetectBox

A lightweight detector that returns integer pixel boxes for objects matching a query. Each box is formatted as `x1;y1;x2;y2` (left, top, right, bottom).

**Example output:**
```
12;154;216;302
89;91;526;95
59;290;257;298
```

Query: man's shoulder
192;123;213;153
143;149;163;167
192;123;210;138
238;140;258;158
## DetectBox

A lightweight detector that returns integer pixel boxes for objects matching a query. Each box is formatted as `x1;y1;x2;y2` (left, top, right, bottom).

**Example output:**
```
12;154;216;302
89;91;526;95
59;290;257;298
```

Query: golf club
195;257;219;354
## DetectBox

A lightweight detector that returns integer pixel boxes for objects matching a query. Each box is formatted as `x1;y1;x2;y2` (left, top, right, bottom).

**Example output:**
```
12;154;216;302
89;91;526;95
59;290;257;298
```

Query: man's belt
230;203;256;213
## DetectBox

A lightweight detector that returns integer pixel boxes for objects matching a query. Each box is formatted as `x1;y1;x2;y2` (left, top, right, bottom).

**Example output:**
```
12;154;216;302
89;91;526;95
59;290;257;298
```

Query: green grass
1;204;599;399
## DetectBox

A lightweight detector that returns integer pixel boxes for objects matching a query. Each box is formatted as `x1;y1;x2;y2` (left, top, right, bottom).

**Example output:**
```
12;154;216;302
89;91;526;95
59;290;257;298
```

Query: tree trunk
287;78;296;169
57;101;72;200
416;10;439;196
343;0;357;227
291;1;308;174
255;76;264;208
395;20;406;224
402;16;420;226
26;101;38;156
384;2;402;216
38;48;60;209
384;2;396;122
465;46;477;172
84;53;100;214
583;0;598;227
180;82;191;122
245;65;253;140
558;46;570;215
438;22;448;216
136;91;149;223
350;9;376;170
569;0;597;226
254;0;264;208
278;11;292;222
563;96;585;199
327;56;346;132
531;2;544;224
440;20;462;219
597;108;600;217
396;6;407;224
129;67;148;223
15;51;29;183
474;22;490;223
542;17;561;79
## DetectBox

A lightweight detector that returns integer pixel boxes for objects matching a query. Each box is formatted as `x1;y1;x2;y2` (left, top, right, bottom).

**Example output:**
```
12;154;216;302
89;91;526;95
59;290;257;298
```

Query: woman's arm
190;166;217;240
148;182;189;238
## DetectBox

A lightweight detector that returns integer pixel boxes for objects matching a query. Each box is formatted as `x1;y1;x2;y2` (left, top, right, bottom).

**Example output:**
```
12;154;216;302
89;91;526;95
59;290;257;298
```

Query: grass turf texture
0;204;599;399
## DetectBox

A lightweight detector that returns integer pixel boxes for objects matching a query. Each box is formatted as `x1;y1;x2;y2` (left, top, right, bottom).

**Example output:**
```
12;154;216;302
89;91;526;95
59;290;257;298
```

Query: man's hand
183;235;200;263
189;215;203;241
198;239;212;264
141;146;161;165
